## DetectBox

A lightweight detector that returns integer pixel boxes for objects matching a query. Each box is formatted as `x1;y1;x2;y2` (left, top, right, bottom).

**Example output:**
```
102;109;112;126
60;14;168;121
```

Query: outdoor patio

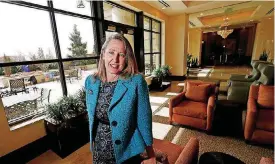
0;68;96;124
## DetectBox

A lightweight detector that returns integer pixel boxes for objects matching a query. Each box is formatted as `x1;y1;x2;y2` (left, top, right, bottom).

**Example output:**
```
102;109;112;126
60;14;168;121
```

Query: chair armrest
206;95;216;131
230;81;252;87
244;98;258;140
175;137;199;164
227;86;250;104
259;157;274;164
169;92;186;123
169;92;186;108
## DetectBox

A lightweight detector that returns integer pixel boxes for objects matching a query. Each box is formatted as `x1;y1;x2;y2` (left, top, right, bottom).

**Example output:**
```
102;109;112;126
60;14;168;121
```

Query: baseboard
167;75;186;81
0;136;49;164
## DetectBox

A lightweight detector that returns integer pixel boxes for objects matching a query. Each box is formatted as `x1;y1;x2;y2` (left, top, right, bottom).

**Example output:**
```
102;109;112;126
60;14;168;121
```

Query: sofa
169;80;219;132
244;85;274;145
153;137;199;164
229;60;268;82
227;63;274;104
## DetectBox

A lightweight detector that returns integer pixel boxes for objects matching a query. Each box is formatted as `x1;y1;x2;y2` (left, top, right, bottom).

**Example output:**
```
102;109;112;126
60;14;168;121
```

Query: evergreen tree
38;47;45;60
68;24;87;58
37;48;48;72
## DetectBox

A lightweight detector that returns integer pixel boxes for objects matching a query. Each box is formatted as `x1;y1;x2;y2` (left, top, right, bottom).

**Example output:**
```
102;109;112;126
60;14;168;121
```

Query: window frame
0;0;146;126
0;0;100;126
143;15;161;74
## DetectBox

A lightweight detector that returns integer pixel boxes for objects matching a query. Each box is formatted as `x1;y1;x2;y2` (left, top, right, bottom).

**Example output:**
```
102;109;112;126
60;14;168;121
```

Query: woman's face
103;39;126;75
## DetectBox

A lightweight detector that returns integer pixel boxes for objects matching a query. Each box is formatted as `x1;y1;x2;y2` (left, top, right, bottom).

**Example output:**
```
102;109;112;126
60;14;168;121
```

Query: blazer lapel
87;77;100;112
108;79;129;111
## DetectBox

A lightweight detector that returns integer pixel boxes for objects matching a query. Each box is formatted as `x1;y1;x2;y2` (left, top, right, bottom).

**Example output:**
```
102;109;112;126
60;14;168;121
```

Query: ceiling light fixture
77;0;85;8
200;13;203;16
217;9;233;39
162;7;166;10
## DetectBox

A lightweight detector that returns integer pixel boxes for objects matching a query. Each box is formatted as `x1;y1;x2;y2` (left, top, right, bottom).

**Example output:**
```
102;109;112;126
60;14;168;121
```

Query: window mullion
48;0;67;96
150;18;153;73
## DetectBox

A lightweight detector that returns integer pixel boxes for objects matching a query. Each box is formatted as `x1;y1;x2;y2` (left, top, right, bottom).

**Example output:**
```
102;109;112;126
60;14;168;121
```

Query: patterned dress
93;81;117;164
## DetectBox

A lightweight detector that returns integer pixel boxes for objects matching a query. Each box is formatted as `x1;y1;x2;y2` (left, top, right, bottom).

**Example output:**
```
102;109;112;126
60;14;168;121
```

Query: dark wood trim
135;11;145;72
91;1;105;55
167;75;187;81
0;136;49;164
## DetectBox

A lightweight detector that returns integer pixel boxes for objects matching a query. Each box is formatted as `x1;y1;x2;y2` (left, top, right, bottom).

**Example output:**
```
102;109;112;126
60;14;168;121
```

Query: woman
85;34;156;164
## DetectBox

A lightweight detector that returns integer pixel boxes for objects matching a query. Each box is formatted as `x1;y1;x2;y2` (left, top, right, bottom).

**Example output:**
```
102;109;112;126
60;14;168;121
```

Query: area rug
150;100;274;164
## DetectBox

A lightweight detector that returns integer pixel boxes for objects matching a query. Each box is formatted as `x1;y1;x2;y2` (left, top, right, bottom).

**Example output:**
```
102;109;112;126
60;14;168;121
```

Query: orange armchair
169;80;219;132
153;137;199;164
244;85;274;145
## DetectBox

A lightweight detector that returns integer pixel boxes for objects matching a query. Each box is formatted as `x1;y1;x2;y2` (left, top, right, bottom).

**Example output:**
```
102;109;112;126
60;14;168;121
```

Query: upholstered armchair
244;85;274;145
259;157;274;164
229;60;267;82
227;63;274;104
153;137;199;164
169;80;219;132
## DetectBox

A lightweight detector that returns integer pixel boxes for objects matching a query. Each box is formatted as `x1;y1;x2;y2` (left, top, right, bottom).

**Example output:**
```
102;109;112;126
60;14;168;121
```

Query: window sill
10;115;46;131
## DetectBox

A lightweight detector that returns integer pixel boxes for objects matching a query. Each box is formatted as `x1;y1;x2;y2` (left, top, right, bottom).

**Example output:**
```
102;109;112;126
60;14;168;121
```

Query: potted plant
187;53;193;68
44;88;89;158
151;67;163;89
190;57;199;68
259;50;269;61
161;65;172;81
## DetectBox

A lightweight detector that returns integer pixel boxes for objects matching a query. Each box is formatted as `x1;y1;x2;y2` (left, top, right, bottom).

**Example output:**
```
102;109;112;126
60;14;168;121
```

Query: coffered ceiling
144;0;274;28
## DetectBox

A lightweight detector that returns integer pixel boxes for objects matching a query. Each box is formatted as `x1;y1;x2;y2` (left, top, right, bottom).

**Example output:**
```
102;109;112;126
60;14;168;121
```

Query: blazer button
111;121;117;127
88;89;93;94
115;140;121;145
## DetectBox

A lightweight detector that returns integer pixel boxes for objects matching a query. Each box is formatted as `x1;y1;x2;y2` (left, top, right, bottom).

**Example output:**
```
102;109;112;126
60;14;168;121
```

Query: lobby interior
0;1;274;164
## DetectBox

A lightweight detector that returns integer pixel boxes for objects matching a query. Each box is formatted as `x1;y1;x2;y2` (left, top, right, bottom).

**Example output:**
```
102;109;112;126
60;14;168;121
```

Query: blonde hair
94;33;139;82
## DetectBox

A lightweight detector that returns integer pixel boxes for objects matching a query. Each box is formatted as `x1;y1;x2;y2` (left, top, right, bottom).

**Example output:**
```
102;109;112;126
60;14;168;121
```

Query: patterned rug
150;96;274;164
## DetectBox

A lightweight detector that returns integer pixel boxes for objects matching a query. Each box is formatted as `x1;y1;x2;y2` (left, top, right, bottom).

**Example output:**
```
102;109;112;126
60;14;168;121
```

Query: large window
0;0;146;126
144;16;161;75
103;2;136;58
0;1;99;125
103;2;136;27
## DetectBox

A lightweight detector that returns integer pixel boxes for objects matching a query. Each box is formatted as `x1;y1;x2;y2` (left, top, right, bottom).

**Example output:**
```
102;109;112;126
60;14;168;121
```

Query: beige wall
124;1;190;76
0;99;46;156
188;28;202;65
252;16;274;61
166;14;189;76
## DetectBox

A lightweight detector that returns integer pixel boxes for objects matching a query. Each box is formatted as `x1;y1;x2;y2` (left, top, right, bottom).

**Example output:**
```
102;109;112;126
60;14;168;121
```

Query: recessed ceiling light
200;13;203;16
162;7;166;9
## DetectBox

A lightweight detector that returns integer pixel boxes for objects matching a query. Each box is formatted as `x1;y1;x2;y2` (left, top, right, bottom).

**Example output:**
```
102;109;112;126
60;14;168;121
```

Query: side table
199;152;245;164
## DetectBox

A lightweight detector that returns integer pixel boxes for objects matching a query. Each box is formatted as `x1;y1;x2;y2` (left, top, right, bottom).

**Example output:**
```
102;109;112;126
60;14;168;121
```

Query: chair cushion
185;82;210;102
257;85;274;109
256;109;274;132
153;139;183;164
173;100;207;119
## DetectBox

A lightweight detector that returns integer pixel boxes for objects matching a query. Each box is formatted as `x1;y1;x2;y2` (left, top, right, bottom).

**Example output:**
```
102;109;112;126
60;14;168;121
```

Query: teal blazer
85;74;153;164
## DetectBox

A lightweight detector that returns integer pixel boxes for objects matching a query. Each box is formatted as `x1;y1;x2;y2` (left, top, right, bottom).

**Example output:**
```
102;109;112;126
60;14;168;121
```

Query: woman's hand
142;157;157;164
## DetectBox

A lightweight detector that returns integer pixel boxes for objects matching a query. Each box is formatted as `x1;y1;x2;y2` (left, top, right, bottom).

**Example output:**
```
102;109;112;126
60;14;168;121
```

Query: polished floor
27;66;261;164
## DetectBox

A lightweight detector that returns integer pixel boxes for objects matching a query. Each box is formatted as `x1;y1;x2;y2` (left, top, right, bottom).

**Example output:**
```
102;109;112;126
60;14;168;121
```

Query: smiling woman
85;34;156;164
